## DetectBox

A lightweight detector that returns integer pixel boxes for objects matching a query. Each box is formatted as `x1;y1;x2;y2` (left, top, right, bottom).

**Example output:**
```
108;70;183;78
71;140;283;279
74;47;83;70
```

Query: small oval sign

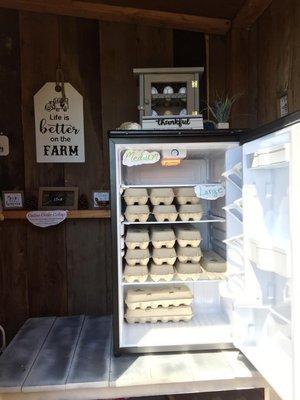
194;183;225;200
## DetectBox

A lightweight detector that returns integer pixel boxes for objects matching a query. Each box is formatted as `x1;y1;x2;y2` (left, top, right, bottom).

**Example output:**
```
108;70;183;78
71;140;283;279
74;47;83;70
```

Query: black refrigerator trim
241;110;300;144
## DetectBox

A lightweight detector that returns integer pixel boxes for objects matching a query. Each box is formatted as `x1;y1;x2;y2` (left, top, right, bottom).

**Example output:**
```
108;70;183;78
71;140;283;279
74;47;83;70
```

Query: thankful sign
34;82;85;163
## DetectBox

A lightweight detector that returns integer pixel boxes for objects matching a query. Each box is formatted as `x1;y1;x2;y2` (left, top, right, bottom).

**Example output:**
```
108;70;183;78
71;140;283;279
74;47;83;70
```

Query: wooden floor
0;315;267;400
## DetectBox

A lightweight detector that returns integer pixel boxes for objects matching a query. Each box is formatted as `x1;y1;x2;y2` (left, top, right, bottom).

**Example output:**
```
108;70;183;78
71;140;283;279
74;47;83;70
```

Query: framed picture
38;187;78;210
2;191;24;210
92;190;110;209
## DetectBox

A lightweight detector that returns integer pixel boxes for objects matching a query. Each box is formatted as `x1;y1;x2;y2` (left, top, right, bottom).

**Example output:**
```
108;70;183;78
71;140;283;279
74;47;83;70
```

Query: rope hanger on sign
55;15;67;108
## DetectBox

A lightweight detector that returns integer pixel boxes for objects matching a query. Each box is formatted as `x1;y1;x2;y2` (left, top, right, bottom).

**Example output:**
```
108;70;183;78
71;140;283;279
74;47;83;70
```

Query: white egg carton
123;188;148;205
125;227;150;250
123;265;148;283
150;188;174;205
150;226;176;249
174;187;200;205
153;205;178;222
152;247;177;265
125;305;193;324
178;204;203;221
177;245;202;263
149;262;174;282
125;248;150;266
125;285;193;310
124;205;150;222
175;261;204;281
202;250;227;273
175;225;202;248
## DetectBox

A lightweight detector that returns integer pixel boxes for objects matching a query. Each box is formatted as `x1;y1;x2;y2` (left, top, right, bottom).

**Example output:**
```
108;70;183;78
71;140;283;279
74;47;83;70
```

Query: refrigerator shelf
122;214;226;225
222;167;242;190
122;273;226;286
223;205;243;223
121;183;198;189
249;143;289;169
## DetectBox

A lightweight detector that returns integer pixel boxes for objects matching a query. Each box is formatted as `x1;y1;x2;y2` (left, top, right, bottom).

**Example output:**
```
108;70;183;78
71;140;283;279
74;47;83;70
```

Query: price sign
194;184;225;200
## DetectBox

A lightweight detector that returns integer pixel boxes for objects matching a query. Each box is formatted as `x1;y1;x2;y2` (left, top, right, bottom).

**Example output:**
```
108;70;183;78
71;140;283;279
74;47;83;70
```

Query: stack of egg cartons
125;285;193;324
123;189;150;283
173;188;204;280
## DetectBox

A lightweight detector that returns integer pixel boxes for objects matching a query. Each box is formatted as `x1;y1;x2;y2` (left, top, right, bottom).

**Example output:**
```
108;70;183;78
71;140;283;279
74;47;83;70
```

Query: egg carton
125;285;193;310
178;204;203;221
202;250;227;273
175;261;204;281
153;205;178;222
124;205;150;222
150;188;174;205
177;245;202;263
174;187;200;205
175;226;202;248
123;264;148;283
125;227;150;250
123;188;148;206
152;247;177;265
125;305;193;324
149;262;174;282
150;226;176;249
125;248;150;266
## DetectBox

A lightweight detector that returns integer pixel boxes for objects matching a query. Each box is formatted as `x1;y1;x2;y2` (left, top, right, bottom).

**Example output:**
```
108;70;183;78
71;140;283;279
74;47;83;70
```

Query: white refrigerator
109;114;300;400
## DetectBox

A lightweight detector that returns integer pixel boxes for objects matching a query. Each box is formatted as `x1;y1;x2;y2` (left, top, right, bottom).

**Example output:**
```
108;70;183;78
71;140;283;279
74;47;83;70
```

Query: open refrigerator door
232;126;297;400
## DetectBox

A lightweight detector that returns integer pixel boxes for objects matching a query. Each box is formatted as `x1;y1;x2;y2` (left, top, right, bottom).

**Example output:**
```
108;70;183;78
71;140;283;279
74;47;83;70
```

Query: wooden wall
0;10;175;341
227;0;300;127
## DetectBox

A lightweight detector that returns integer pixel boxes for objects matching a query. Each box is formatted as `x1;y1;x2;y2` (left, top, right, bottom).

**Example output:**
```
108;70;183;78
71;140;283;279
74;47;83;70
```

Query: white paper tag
0;135;9;156
194;184;225;200
122;149;160;166
26;210;67;228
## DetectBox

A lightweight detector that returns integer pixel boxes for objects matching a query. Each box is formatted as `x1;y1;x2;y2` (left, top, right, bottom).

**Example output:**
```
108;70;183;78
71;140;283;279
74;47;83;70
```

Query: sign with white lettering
194;183;225;200
0;134;9;156
122;149;160;167
142;115;203;130
26;210;67;228
34;82;85;163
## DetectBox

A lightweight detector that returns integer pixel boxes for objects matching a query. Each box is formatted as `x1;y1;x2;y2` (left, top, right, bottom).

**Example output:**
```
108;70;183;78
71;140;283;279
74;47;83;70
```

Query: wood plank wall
228;0;300;127
1;10;209;341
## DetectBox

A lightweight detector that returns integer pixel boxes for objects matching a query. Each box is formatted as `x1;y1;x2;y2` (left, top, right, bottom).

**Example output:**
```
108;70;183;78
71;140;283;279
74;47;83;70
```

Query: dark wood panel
19;12;65;195
66;220;108;315
0;221;28;341
26;223;67;317
0;9;23;189
81;0;246;20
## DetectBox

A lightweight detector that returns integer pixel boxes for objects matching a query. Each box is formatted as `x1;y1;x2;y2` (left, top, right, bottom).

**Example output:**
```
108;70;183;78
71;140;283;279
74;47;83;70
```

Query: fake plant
208;94;240;124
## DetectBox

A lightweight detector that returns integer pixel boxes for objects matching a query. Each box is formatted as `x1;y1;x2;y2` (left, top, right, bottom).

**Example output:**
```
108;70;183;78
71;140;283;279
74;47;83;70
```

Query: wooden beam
0;0;231;35
233;0;273;28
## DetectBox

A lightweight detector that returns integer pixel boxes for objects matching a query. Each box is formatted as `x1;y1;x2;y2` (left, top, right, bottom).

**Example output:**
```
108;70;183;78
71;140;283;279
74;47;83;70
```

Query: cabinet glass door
233;124;300;400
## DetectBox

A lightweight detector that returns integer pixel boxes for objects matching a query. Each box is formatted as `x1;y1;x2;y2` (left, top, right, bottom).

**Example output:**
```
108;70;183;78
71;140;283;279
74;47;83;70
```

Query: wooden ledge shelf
0;209;111;220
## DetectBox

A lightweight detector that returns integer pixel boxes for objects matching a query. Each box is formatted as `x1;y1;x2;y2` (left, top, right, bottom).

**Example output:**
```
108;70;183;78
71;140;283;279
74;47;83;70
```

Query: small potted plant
208;94;240;129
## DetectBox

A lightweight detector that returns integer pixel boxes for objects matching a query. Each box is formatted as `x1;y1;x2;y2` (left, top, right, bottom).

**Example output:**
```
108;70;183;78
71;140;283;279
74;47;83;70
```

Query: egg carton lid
178;204;203;213
124;188;148;197
125;227;150;242
150;188;174;197
174;187;197;197
150;226;176;241
126;305;192;318
149;262;175;275
177;246;202;257
125;205;150;214
126;285;192;302
175;225;201;240
152;247;176;258
175;261;203;274
124;264;148;275
125;248;150;260
153;205;177;213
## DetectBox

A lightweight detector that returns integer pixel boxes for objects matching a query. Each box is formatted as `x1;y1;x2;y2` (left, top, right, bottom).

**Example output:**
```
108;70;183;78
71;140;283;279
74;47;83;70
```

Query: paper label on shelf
26;210;67;228
194;184;225;200
122;149;160;167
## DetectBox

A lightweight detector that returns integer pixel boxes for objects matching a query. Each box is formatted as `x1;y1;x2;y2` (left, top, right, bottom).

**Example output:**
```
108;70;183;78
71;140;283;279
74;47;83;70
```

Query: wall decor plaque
2;191;24;210
26;210;67;228
34;82;85;163
38;187;78;210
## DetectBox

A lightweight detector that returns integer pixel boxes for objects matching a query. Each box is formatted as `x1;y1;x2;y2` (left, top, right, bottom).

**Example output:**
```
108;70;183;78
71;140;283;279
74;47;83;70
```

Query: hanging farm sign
34;82;85;163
